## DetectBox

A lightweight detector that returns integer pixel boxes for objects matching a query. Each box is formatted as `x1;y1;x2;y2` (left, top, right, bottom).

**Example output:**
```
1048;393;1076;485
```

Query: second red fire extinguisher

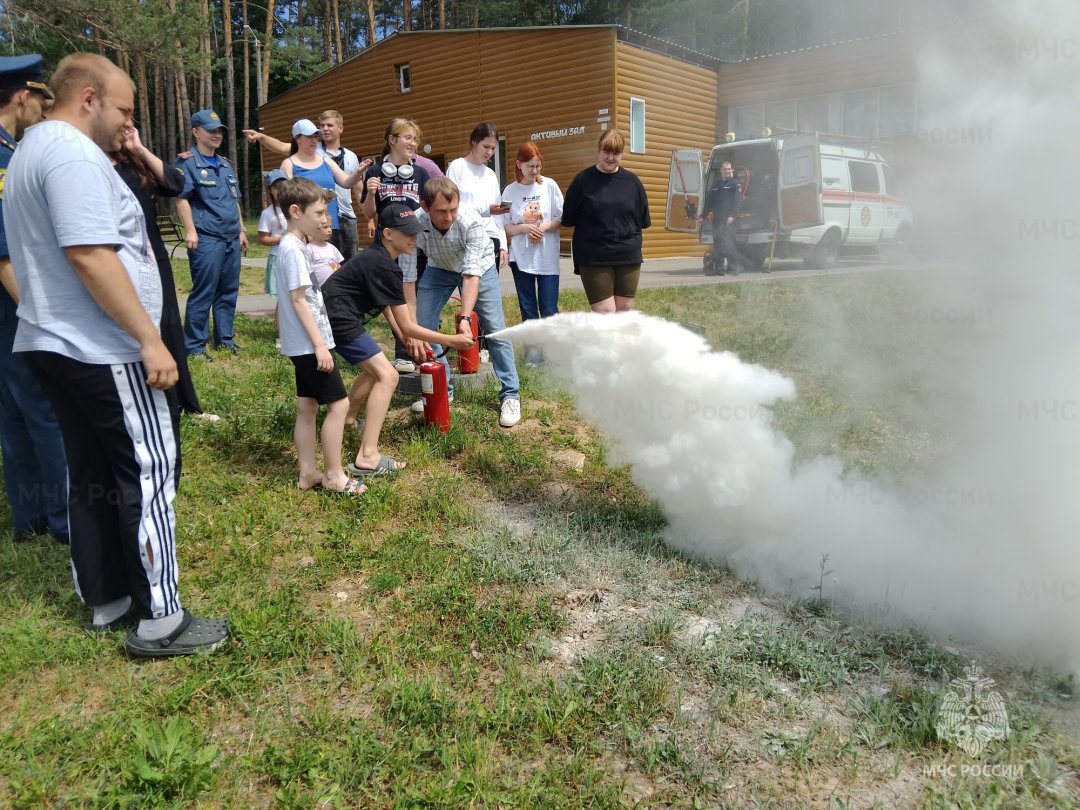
457;310;481;374
419;351;451;432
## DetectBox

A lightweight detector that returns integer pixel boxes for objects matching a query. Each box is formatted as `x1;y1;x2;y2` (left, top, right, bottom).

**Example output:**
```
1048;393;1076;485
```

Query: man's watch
456;314;472;323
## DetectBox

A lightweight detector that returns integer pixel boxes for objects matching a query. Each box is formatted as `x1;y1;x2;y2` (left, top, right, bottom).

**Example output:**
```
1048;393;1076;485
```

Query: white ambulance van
665;135;913;271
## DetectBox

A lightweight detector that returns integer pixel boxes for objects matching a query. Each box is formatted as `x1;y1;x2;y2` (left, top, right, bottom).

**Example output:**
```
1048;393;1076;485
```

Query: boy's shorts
334;331;383;365
289;353;347;404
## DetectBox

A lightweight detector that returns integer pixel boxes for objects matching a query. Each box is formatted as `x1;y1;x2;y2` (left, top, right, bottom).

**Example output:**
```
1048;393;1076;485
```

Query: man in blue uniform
699;160;748;277
0;54;69;544
174;109;248;359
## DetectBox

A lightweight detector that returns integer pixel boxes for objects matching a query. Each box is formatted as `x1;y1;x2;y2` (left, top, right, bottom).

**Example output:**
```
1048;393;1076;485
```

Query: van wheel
882;225;911;264
805;231;840;269
703;251;718;276
746;247;772;273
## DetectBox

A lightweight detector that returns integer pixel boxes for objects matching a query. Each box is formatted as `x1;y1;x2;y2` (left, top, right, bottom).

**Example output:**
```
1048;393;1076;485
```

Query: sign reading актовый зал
530;126;587;141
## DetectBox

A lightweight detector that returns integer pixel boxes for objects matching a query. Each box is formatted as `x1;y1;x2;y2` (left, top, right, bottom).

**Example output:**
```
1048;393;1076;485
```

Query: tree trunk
741;0;750;60
403;0;411;31
365;0;376;45
177;70;192;147
200;0;212;108
263;0;275;106
135;52;150;151
224;0;239;212
242;0;251;214
324;0;334;62
439;0;445;29
332;0;343;61
154;60;165;156
165;63;177;159
471;3;478;27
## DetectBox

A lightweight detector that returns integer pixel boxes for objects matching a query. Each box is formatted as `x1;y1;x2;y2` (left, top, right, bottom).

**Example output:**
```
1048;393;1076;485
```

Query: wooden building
257;25;719;259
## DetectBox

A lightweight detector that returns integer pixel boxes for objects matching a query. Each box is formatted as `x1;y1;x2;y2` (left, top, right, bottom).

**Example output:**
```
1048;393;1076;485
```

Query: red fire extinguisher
419;351;451;432
457;310;481;374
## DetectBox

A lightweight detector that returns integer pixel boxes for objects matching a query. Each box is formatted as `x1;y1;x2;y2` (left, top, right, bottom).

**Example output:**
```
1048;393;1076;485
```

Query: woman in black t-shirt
561;129;651;313
359;118;432;371
359;118;431;245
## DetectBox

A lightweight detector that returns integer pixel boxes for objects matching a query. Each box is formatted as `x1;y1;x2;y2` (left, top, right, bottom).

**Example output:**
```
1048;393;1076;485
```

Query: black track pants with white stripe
26;351;182;619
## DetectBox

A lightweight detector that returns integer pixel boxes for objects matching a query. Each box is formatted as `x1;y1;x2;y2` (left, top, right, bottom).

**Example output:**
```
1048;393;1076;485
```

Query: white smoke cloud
490;0;1080;671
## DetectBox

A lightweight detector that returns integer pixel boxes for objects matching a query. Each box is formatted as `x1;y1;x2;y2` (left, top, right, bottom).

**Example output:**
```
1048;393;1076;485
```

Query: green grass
172;258;268;298
1;274;1078;807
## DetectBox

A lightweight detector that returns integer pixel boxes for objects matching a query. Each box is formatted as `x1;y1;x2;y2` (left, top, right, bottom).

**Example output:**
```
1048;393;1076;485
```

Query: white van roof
711;137;885;162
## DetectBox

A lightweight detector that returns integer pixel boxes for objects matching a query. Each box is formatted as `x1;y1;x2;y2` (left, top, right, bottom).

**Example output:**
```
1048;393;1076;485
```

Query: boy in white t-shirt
273;177;365;496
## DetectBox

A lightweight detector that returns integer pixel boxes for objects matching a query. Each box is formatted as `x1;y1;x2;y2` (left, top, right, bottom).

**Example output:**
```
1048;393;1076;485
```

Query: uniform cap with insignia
191;109;226;131
0;54;54;101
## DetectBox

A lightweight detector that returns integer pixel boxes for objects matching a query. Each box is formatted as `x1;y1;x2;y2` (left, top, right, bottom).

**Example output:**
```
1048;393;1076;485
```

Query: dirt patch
311;576;378;635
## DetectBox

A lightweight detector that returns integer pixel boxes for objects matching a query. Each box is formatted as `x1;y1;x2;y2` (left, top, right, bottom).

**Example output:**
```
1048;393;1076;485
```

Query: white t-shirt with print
274;233;334;357
307;240;345;287
501;178;564;276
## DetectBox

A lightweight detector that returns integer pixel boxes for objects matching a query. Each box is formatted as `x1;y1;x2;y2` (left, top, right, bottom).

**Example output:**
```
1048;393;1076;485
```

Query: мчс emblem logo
935;662;1010;756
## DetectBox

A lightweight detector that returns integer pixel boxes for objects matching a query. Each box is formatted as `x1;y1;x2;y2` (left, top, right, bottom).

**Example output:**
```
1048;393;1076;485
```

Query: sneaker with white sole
499;398;521;428
411;392;453;413
392;358;416;373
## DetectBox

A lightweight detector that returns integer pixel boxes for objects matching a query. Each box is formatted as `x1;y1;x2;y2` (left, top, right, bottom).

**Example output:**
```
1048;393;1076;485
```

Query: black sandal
124;610;229;658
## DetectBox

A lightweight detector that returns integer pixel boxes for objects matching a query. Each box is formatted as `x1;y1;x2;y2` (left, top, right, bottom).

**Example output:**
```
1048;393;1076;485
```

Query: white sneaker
499;398;521;428
393;358;416;373
411;392;452;413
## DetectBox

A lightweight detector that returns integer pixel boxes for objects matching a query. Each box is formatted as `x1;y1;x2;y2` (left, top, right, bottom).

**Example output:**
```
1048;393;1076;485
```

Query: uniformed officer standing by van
174;109;249;359
700;160;747;276
0;54;69;544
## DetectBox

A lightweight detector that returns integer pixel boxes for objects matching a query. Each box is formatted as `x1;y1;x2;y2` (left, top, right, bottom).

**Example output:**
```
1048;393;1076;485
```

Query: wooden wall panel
258;28;617;248
615;41;717;259
259;27;724;259
716;32;922;108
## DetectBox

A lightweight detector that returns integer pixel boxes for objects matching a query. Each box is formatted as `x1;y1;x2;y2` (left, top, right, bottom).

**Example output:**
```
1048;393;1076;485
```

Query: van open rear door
665;148;703;232
777;134;823;230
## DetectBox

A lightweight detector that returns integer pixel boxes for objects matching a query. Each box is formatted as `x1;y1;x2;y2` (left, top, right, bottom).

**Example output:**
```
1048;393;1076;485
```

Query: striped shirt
399;207;494;283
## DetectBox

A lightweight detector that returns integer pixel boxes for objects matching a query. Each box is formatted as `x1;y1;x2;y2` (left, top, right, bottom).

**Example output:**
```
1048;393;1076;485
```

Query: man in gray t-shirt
6;53;227;658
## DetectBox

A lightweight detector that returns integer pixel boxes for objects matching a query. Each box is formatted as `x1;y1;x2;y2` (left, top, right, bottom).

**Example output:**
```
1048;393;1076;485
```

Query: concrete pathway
173;248;898;317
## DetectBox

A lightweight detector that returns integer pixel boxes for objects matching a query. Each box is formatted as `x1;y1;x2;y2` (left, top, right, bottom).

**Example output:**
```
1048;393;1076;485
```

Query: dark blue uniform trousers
183;234;240;354
0;313;69;540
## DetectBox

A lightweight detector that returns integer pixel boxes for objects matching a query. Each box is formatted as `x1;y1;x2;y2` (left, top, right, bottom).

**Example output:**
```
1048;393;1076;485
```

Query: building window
879;85;916;138
486;136;507;188
797;97;829;134
764;101;796;133
629;97;646;153
843;89;878;138
730;105;763;139
397;63;411;93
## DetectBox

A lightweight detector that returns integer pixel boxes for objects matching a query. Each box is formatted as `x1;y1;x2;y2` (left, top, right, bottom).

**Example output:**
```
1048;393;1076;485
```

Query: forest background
5;0;979;212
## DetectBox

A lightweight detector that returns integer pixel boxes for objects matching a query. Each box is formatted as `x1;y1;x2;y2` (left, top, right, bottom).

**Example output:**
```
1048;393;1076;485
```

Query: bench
156;213;186;258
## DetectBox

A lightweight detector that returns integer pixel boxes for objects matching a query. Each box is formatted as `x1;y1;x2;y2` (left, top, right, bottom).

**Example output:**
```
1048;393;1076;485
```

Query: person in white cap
279;118;369;252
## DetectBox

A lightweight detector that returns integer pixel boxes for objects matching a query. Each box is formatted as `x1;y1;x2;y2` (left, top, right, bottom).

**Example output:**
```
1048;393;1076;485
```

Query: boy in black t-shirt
321;204;474;476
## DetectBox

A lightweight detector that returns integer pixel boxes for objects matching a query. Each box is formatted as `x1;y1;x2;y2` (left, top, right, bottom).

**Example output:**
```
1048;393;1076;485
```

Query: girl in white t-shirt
308;220;345;288
258;171;289;297
502;142;562;366
447;122;508;270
